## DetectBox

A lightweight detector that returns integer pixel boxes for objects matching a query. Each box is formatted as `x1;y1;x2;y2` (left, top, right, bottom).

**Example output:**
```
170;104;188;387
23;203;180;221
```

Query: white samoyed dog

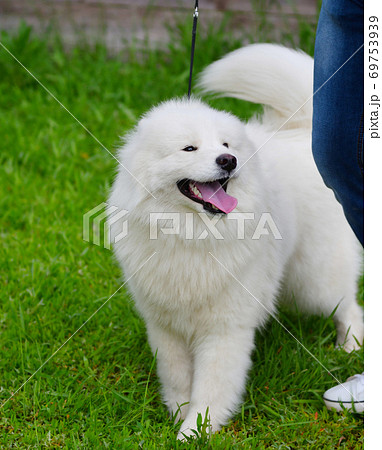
108;44;363;439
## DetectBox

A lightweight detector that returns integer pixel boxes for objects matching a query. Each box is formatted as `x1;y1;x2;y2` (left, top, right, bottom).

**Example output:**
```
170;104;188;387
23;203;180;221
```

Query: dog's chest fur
115;214;283;338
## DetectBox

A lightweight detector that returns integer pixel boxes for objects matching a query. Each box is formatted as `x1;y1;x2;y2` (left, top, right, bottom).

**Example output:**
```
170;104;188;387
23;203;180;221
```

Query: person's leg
312;0;364;412
312;0;364;245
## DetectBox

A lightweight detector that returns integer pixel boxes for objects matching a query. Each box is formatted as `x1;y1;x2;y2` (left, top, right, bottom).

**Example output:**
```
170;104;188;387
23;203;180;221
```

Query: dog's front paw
176;409;216;440
176;426;198;441
171;402;190;424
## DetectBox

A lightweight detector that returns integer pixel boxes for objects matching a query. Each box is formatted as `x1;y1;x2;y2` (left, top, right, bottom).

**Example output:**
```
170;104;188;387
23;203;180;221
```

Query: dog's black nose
216;153;237;172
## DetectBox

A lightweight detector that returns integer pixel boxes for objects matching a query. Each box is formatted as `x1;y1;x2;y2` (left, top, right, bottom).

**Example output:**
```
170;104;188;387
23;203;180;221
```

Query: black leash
187;0;199;98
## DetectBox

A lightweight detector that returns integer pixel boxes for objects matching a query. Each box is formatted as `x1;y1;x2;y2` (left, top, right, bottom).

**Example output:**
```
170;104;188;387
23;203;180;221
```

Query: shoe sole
323;398;364;413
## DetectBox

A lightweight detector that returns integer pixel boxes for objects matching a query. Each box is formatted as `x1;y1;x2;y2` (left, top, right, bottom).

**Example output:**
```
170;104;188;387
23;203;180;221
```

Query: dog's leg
283;238;363;353
333;300;364;352
146;323;192;420
286;286;363;353
177;326;254;440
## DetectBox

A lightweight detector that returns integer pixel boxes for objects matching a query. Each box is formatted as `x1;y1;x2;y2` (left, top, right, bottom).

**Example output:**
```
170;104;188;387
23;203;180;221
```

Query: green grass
0;15;363;449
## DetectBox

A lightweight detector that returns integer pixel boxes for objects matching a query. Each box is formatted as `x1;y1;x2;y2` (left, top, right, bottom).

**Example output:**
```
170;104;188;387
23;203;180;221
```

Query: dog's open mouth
177;178;238;214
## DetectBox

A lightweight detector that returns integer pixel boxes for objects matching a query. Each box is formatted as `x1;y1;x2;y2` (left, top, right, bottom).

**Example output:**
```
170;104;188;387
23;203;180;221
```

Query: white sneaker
323;373;364;413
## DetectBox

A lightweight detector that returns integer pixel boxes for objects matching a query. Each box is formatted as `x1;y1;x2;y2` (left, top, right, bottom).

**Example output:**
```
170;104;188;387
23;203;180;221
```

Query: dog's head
111;98;254;215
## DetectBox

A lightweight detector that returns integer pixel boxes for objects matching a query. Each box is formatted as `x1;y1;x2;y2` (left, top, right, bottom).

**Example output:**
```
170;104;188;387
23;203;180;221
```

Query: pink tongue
195;181;238;214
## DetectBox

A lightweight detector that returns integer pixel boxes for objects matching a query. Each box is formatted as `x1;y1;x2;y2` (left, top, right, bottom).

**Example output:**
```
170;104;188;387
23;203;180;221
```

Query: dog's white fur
108;44;363;439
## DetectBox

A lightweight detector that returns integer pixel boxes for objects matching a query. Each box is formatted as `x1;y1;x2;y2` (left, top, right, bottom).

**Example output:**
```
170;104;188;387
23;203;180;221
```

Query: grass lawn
0;15;363;449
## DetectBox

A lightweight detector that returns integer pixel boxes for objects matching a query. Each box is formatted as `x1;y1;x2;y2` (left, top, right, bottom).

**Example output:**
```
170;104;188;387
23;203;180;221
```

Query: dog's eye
223;143;229;148
182;145;198;152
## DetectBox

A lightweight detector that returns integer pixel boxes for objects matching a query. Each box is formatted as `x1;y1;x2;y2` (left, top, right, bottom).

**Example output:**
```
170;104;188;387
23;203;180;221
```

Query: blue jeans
312;0;364;245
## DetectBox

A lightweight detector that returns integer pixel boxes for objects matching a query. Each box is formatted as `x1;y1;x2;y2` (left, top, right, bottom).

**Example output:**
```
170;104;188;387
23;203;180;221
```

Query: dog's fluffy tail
198;43;313;127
